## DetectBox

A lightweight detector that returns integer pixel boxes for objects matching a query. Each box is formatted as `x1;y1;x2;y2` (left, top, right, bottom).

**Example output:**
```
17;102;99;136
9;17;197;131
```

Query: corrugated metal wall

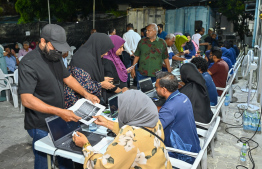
166;6;215;35
127;7;166;34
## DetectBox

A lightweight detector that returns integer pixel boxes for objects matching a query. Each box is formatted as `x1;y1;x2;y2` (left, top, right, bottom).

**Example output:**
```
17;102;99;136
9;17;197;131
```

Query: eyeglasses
146;29;154;32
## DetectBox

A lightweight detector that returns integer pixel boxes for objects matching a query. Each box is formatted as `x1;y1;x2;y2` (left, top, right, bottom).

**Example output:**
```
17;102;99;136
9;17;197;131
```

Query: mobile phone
113;80;120;85
152;98;159;102
155;70;162;77
129;63;137;70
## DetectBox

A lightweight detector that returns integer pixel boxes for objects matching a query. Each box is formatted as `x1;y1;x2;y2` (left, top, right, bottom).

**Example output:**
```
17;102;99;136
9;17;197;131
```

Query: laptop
45;116;105;154
139;78;159;99
108;93;121;118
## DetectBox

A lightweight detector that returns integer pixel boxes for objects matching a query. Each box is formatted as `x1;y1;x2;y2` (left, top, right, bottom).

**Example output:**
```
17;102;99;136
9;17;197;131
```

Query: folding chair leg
201;149;207;169
5;90;10;102
20;104;24;113
221;105;226;122
12;89;18;108
210;138;215;158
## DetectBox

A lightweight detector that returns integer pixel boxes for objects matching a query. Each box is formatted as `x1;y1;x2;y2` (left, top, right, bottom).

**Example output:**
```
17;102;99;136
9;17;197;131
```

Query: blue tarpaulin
165;6;215;35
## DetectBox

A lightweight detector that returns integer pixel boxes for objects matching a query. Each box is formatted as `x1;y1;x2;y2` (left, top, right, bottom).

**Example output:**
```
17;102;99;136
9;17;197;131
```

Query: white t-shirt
123;30;141;55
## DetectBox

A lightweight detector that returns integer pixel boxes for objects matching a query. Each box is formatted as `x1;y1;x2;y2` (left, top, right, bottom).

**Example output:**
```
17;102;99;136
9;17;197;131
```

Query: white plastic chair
196;96;225;158
0;69;18;108
12;69;24;112
167;117;221;169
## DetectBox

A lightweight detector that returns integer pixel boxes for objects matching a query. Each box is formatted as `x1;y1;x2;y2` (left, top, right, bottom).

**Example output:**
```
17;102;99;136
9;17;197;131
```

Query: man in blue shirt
191;57;218;106
156;72;201;164
4;47;19;74
157;24;167;39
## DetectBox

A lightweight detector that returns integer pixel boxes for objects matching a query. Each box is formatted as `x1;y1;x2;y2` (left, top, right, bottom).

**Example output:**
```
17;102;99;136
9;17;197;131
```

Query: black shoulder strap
141;127;165;144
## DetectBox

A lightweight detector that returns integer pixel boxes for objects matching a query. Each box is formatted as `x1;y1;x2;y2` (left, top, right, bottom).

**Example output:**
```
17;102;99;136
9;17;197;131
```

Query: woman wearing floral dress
73;90;172;169
64;33;115;108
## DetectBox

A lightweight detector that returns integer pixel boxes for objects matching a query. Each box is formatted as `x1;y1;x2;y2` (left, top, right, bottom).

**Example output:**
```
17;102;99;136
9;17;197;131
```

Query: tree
213;0;254;40
15;0;118;23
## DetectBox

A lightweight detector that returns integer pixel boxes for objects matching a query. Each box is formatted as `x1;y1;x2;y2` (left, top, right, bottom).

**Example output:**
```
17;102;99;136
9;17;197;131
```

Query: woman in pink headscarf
103;35;131;102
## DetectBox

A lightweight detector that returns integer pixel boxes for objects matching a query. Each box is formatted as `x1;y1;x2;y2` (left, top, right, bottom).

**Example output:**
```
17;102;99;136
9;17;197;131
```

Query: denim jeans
27;129;74;169
136;71;156;90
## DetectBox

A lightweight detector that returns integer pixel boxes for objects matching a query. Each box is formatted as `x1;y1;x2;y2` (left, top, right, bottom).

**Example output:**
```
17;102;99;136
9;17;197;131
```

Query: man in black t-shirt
18;24;100;169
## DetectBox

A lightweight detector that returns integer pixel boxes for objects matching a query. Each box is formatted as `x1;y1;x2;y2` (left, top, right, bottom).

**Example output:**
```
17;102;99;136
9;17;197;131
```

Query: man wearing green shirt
131;23;171;89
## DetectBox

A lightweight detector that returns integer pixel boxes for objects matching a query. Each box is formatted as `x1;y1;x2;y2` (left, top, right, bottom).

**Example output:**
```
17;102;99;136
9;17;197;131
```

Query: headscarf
103;35;128;82
118;90;159;128
192;33;201;47
233;45;239;57
221;47;233;62
70;33;114;83
30;42;36;50
175;35;188;52
179;63;213;123
184;33;194;51
174;32;183;36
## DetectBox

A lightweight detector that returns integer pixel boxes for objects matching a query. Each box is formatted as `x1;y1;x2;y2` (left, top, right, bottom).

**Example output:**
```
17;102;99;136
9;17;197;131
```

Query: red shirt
209;59;229;96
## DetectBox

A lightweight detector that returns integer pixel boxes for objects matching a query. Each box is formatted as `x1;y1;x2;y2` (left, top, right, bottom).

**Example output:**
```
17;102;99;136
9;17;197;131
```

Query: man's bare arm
21;94;81;122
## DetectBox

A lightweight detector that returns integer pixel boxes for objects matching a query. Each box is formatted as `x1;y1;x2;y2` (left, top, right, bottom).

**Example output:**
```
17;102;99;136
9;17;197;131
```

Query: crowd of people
0;22;240;169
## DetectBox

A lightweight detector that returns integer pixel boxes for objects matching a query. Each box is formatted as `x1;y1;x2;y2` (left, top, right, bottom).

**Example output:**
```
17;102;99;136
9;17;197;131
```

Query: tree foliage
214;0;254;40
15;0;118;23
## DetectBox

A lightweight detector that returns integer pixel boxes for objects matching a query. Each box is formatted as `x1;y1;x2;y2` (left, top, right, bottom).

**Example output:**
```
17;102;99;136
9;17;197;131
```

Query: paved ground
0;78;261;169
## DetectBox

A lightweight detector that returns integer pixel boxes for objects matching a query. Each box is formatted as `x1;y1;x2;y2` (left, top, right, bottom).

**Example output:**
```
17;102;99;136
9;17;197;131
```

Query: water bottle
89;122;97;132
255;112;261;131
224;94;230;106
240;143;247;162
250;113;255;131
243;111;248;130
247;112;252;130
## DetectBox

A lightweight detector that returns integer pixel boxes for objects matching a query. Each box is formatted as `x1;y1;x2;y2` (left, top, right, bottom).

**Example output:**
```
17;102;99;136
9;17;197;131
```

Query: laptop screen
140;78;154;93
108;95;118;114
47;117;80;142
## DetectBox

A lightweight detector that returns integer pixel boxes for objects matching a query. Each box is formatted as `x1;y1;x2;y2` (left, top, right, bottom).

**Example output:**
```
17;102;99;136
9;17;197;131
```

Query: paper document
68;98;105;126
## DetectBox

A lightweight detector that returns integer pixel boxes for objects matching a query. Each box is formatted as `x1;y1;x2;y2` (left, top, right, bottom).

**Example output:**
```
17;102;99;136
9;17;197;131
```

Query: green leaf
112;142;118;146
107;157;114;164
93;158;97;165
134;166;142;169
145;155;152;159
152;148;157;156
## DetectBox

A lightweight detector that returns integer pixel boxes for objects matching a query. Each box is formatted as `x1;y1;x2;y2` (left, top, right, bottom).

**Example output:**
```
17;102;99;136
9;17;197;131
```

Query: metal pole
47;0;51;24
93;0;95;29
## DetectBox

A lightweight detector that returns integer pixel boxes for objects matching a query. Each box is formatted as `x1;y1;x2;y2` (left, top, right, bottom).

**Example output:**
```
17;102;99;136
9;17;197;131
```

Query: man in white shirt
162;34;175;71
122;23;141;87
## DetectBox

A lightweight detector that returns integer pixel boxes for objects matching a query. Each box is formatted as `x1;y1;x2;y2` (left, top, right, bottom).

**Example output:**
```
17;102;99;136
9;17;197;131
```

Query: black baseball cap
40;24;71;52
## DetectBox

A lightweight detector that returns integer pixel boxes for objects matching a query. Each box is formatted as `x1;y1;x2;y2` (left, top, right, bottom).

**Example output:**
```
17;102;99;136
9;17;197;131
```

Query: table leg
47;154;52;169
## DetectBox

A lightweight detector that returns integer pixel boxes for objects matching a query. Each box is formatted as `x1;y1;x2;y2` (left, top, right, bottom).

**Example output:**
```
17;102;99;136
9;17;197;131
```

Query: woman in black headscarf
183;33;196;59
64;33;115;108
179;63;213;123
